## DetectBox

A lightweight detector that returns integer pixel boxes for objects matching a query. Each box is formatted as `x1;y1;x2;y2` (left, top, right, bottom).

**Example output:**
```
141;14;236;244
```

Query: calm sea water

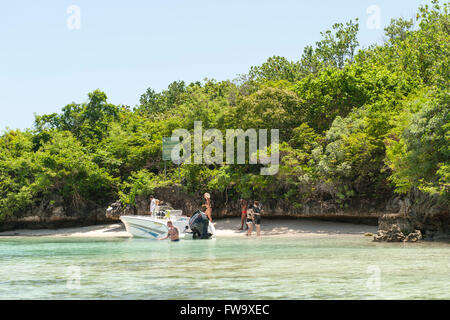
0;236;448;300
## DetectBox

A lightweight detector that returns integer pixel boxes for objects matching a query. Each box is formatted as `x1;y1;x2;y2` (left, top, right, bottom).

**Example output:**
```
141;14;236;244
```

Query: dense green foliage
0;1;448;221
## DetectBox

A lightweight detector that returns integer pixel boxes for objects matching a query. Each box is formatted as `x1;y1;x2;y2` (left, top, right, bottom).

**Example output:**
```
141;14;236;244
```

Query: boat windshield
154;205;183;218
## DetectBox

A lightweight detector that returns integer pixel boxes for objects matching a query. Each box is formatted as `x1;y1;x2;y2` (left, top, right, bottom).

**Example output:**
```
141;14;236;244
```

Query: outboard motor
189;210;211;239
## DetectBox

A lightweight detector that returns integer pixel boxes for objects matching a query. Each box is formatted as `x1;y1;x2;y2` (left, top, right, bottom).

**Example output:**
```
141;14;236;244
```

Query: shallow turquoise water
0;236;448;299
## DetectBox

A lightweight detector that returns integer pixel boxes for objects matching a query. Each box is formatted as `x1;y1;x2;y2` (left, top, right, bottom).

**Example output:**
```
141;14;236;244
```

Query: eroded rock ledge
373;221;422;242
374;213;449;242
1;187;448;237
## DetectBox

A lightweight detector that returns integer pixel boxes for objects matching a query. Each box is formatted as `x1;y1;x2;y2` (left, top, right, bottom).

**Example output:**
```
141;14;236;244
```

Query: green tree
384;17;414;41
386;90;449;197
35;90;121;145
248;56;302;82
314;19;360;69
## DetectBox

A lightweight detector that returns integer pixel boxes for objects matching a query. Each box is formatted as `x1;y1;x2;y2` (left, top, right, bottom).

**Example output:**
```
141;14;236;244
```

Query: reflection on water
0;236;449;299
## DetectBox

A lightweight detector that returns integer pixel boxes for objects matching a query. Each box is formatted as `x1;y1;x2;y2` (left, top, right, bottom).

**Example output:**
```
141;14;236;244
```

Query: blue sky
0;0;427;130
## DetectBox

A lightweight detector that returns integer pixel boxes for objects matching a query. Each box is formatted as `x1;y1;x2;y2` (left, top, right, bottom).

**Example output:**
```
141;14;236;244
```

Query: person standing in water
203;193;213;222
159;221;180;242
238;198;248;230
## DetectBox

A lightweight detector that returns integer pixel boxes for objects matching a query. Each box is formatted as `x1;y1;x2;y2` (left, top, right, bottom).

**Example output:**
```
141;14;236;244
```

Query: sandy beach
0;218;377;238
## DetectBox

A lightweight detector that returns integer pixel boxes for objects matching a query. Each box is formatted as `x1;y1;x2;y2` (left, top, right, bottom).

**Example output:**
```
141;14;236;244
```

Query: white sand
214;218;377;238
0;224;131;238
0;218;377;239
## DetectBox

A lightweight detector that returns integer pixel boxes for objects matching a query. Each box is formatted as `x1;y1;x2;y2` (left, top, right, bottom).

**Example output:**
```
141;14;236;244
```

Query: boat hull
120;215;215;240
120;215;180;239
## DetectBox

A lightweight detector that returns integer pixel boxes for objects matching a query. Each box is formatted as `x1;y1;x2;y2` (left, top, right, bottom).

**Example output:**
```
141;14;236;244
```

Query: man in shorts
252;201;263;236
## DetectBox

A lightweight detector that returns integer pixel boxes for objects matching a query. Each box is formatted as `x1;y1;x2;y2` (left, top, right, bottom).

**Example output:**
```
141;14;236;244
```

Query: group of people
148;195;161;215
239;199;263;237
152;193;263;241
151;193;213;242
147;196;180;242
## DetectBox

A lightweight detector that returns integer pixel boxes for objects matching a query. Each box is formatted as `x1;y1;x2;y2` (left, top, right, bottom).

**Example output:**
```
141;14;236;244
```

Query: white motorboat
120;207;215;240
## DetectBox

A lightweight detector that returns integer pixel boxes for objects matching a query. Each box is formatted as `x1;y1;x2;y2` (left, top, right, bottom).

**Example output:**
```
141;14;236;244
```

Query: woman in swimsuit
238;199;248;230
246;202;255;236
203;193;213;222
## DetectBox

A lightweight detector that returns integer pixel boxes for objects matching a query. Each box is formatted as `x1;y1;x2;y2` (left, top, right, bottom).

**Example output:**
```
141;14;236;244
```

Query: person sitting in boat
154;199;161;216
159;221;179;242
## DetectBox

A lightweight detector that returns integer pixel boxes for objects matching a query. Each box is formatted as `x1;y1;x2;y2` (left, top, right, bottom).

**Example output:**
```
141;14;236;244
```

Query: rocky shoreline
373;188;449;242
1;187;448;242
374;212;450;242
374;223;423;242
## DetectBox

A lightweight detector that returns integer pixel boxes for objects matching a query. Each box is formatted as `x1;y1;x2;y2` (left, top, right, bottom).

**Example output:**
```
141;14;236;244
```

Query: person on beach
246;204;255;237
246;201;255;236
159;221;180;241
202;193;213;222
149;196;156;215
238;199;248;230
252;201;263;236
